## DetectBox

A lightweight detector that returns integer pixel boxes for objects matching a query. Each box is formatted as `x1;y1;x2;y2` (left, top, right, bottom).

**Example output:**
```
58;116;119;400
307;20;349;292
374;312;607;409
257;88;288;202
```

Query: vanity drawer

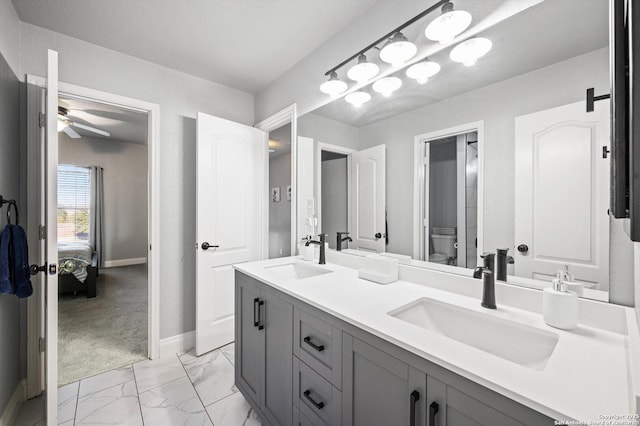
293;357;342;426
293;406;316;426
294;307;342;388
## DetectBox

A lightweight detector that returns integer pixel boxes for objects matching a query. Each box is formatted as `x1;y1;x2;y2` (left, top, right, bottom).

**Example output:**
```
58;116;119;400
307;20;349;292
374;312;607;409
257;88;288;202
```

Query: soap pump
543;269;578;330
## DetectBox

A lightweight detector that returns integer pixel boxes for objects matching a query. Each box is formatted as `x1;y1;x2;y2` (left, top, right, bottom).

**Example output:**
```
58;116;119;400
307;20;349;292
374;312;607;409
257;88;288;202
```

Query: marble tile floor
14;342;262;426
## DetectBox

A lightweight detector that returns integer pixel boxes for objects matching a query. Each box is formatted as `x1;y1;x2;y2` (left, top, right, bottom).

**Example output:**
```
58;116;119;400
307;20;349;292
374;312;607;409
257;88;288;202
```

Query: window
58;165;91;242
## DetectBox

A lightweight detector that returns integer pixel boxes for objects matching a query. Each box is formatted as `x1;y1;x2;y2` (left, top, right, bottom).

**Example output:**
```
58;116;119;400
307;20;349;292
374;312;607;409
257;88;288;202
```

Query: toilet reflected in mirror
421;130;478;269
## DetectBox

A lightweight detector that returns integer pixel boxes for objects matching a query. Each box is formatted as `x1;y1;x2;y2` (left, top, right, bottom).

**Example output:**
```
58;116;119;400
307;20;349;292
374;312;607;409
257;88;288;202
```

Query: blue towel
0;226;11;294
9;225;32;298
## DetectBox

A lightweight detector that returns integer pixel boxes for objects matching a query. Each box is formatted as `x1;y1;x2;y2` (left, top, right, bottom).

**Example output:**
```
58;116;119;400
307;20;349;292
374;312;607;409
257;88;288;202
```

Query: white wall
0;0;21;77
19;22;254;339
0;47;22;417
59;135;148;264
269;152;291;258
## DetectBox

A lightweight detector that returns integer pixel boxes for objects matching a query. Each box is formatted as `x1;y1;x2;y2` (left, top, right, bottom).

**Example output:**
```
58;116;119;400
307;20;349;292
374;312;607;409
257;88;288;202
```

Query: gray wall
19;22;254;339
59;134;148;263
429;141;458;232
358;48;609;257
298;113;359;150
321;157;348;249
269;152;291;258
0;49;22;414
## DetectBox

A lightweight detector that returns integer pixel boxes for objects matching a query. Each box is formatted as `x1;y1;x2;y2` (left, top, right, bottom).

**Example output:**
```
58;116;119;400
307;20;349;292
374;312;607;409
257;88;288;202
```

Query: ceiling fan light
406;60;441;84
425;2;472;44
372;76;402;97
57;118;68;132
345;91;371;108
347;54;380;83
450;37;492;66
379;32;417;66
320;71;348;97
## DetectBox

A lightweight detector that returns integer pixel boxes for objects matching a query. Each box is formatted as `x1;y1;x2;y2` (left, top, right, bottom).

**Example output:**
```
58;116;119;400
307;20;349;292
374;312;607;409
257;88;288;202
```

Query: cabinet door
427;376;551;426
235;274;264;408
342;335;426;426
262;289;294;426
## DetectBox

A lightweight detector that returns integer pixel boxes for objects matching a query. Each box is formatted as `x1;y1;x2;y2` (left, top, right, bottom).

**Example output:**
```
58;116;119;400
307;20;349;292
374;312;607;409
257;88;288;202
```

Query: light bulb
347;54;380;83
450;37;492;66
425;2;472;44
372;77;402;97
319;71;348;97
406;60;441;85
345;91;371;108
379;32;417;66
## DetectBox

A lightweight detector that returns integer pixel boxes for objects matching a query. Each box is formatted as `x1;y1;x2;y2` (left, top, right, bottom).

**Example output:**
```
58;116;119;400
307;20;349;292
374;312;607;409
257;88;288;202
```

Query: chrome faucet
336;232;352;251
305;233;327;265
473;253;496;309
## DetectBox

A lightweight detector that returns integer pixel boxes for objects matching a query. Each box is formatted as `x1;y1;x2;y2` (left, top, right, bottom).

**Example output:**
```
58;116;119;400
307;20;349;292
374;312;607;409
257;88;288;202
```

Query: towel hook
0;196;18;226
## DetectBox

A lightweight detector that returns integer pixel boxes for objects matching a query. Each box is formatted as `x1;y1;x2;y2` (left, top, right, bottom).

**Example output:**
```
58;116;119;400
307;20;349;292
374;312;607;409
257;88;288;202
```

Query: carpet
58;264;148;385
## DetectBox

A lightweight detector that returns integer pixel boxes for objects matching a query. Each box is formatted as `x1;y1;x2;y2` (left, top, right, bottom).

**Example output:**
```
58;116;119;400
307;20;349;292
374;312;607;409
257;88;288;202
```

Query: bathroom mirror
296;0;629;302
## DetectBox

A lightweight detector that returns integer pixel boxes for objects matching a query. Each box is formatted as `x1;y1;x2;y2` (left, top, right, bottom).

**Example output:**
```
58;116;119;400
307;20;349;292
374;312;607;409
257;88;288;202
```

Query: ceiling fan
57;106;111;139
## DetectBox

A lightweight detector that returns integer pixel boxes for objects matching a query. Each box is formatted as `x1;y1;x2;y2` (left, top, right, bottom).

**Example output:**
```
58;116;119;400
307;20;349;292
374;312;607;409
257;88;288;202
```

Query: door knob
374;233;382;239
517;244;529;253
29;264;46;276
201;242;219;250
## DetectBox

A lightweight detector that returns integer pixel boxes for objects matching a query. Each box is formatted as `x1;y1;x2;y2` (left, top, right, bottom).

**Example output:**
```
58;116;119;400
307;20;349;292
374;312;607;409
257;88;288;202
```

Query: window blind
58;164;91;242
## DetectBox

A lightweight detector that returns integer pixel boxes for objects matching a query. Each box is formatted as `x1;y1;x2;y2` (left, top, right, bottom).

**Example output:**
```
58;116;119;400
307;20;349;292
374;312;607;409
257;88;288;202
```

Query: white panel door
350;145;386;252
515;101;609;288
296;136;315;245
45;49;60;424
196;112;266;355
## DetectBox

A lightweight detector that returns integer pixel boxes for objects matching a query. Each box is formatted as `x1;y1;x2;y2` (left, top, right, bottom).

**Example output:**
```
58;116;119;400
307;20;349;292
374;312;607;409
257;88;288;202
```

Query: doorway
413;121;484;267
268;123;292;259
56;94;149;384
319;150;349;249
25;75;161;404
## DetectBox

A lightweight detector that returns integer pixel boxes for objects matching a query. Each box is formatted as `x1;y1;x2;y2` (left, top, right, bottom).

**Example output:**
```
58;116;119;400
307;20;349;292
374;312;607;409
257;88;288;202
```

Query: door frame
255;104;297;256
412;121;484;264
315;142;355;243
26;75;161;395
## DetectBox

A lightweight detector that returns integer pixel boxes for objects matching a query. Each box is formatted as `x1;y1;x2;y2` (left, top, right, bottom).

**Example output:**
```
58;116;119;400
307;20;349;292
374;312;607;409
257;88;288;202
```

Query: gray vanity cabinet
342;334;426;426
236;272;294;426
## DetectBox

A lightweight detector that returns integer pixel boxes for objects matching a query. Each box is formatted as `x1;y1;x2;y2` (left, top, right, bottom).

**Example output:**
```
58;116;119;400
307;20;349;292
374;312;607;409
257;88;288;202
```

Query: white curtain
89;166;105;268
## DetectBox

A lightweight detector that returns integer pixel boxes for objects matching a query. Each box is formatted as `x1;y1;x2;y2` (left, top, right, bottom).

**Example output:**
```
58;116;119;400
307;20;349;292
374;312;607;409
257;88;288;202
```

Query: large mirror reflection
296;0;629;302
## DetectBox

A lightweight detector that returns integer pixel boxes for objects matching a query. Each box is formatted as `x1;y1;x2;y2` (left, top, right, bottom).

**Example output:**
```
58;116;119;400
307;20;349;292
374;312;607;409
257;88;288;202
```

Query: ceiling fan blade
70;122;111;137
63;126;81;139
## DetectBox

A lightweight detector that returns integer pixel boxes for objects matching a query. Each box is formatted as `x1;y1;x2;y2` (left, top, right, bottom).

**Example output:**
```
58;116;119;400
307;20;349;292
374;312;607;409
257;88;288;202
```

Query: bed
58;241;99;298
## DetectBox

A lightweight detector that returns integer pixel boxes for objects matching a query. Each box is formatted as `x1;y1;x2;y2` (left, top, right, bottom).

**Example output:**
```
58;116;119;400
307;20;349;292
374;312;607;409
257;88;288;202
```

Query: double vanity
233;251;639;425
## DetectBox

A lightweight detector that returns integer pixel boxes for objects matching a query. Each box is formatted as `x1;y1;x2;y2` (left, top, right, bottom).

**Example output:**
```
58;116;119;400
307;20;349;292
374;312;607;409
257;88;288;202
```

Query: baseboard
104;257;147;268
0;380;26;426
159;330;195;358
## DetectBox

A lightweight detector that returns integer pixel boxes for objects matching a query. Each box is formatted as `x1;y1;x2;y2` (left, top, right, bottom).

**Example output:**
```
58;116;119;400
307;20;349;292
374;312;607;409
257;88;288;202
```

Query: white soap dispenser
543;270;579;330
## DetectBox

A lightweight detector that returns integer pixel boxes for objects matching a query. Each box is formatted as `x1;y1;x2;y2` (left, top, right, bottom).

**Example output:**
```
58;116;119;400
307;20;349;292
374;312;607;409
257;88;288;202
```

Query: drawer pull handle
303;336;325;352
303;389;325;410
410;390;420;426
253;298;260;327
257;300;264;330
429;401;439;426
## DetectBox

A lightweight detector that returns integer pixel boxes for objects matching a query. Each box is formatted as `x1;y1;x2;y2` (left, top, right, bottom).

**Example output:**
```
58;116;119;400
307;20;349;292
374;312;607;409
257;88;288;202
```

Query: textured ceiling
12;0;381;93
312;0;608;127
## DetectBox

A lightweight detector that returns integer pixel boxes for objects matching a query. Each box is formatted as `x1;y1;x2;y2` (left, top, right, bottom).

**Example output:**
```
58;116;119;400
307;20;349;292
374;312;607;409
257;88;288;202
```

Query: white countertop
235;255;638;422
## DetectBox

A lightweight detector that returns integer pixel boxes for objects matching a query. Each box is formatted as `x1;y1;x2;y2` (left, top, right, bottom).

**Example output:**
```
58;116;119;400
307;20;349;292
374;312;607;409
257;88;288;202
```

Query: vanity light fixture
372;76;402;97
319;71;348;98
379;32;418;66
406;59;441;84
345;91;372;108
347;54;380;83
450;37;492;66
425;1;472;44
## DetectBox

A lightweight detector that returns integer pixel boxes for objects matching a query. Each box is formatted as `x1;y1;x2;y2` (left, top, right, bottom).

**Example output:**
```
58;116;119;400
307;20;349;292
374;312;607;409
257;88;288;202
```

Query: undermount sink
264;261;332;280
389;298;559;370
